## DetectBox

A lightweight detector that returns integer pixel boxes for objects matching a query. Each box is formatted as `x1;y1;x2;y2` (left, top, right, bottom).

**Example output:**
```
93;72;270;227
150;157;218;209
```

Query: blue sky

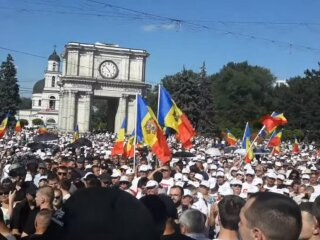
0;0;319;97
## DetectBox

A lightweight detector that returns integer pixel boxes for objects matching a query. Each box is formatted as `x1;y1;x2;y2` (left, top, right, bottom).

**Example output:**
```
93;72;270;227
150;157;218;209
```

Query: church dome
32;79;45;94
48;50;60;62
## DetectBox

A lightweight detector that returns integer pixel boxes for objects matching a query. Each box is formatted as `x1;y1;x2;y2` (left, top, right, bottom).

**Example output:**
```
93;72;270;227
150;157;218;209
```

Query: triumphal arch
58;42;149;133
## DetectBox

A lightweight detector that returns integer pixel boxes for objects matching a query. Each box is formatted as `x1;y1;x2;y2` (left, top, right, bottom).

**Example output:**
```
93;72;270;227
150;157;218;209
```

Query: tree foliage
0;55;21;120
19;97;32;110
32;118;44;126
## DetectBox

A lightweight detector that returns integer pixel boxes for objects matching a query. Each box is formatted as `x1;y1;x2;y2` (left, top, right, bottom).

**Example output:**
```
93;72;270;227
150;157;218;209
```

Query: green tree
20;119;29;127
161;67;200;129
0;54;21;119
212;61;275;130
19;97;32;109
145;85;158;114
32;118;44;126
197;62;216;135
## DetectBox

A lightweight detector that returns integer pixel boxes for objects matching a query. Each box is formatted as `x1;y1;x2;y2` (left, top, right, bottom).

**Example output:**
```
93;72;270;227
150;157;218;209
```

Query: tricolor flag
38;125;47;134
226;128;237;146
137;95;171;164
15;119;22;133
158;86;195;149
292;138;300;155
242;123;253;163
123;130;135;158
73;124;79;143
0;113;10;138
261;112;287;134
111;118;126;156
268;130;282;147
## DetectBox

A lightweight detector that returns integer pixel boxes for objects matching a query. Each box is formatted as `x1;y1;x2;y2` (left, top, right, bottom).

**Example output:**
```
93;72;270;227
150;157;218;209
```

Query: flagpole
156;85;161;169
241;122;248;148
133;93;138;173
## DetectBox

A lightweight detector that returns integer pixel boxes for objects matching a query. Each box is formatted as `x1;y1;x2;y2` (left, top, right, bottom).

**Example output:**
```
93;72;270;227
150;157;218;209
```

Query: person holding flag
242;122;253;163
136;95;171;164
73;124;79;143
226;128;237;146
15;119;22;133
158;86;195;149
111;118;126;157
0;113;10;138
123;130;135;158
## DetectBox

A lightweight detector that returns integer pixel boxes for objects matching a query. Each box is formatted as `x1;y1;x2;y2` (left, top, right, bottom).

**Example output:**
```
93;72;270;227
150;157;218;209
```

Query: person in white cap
264;172;277;191
119;176;131;191
241;168;255;198
230;179;242;196
145;180;159;195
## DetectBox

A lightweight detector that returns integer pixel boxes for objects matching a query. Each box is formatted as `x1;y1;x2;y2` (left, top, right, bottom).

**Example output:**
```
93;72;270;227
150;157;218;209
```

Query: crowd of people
0;129;319;240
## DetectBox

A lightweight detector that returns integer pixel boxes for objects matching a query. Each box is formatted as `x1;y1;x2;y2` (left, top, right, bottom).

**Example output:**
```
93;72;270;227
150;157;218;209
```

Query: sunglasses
54;196;61;199
232;184;242;188
57;172;67;176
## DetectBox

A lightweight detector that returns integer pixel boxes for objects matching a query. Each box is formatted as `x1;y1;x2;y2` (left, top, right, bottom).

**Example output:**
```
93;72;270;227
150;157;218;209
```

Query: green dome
48;50;60;62
32;79;45;94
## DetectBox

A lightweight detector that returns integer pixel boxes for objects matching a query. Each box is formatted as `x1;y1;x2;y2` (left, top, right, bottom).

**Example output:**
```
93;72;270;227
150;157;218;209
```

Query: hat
125;168;135;175
230;179;243;186
216;171;225;178
253;178;263;186
38;162;47;169
139;165;149;172
199;181;210;189
119;176;130;183
230;166;238;172
194;173;204;182
236;171;244;176
82;172;95;181
111;170;121;178
247;185;259;194
182;168;190;174
183;189;192;197
302;174;310;180
277;174;285;181
39;176;48;182
146;180;158;189
174;173;183;182
267;172;277;179
210;165;217;170
246;169;255;176
120;165;129;170
218;187;233;196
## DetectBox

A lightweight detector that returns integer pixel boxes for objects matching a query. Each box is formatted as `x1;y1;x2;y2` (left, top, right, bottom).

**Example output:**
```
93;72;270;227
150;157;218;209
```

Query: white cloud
143;22;177;32
161;23;176;30
143;24;158;32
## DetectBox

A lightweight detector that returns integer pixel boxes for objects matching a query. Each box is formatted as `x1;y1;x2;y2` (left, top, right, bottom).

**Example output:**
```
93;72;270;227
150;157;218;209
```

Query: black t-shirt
23;207;39;235
10;199;30;232
161;233;195;240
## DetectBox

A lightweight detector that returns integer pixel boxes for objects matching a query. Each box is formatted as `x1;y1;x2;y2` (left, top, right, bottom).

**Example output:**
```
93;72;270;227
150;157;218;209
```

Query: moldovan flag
123;130;135;158
137;95;171;164
0;113;10;138
242;123;253;163
272;145;281;155
15;119;22;133
261;112;287;134
292;138;300;154
226;128;237;146
268;130;282;147
73;124;79;143
38;126;47;134
158;86;195;149
111;118;126;156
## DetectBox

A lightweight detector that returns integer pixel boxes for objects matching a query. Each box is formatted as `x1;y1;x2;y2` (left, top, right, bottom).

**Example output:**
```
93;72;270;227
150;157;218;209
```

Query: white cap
275;161;282;167
199;181;210;189
82;172;94;180
216;171;225;177
194;173;204;182
267;172;277;179
139;165;149;172
111;169;121;178
174;173;183;181
247;185;259;194
218;187;233;196
125;168;135;175
146;180;159;189
120;165;129;170
236;171;244;176
182;168;190;174
253;178;263;186
210;164;218;170
175;181;185;188
277;174;285;181
246;169;255;176
230;179;243;186
119;175;130;183
302;174;310;180
183;189;192;197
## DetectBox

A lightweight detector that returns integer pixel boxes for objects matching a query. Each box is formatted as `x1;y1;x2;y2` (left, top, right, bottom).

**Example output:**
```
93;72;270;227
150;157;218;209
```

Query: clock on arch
99;60;119;79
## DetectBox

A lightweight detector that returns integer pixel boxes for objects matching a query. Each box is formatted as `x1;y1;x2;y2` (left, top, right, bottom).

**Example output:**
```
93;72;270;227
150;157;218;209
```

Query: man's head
53;189;63;209
57;166;68;181
35;209;53;233
300;202;318;240
35;186;54;208
169;185;183;207
239;192;302;240
179;209;206;235
218;195;245;232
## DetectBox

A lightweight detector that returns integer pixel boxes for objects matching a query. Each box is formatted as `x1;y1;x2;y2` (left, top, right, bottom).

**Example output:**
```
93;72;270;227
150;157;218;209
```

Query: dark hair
47;172;59;181
300;202;313;215
60;179;71;191
137;177;149;188
218;195;245;231
153;171;163;183
313;195;320;224
87;178;102;188
246;192;302;240
170;185;184;197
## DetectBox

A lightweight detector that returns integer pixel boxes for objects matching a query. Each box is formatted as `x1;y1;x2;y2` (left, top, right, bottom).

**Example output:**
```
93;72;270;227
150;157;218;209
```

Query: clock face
99;60;118;79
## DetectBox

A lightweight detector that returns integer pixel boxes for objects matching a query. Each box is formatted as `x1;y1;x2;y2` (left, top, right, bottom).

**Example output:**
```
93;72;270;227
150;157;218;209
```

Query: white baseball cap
146;180;159;189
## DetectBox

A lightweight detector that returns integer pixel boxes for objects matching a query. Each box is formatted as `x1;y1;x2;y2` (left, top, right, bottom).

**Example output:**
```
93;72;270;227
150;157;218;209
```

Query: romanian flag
272;146;280;155
261;112;288;133
0;113;10;138
73;124;79;142
137;95;171;164
242;123;253;163
292;138;300;154
268;130;282;147
226;128;237;146
123;131;135;158
111;118;126;156
158;86;195;149
15;119;22;133
38;126;47;134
